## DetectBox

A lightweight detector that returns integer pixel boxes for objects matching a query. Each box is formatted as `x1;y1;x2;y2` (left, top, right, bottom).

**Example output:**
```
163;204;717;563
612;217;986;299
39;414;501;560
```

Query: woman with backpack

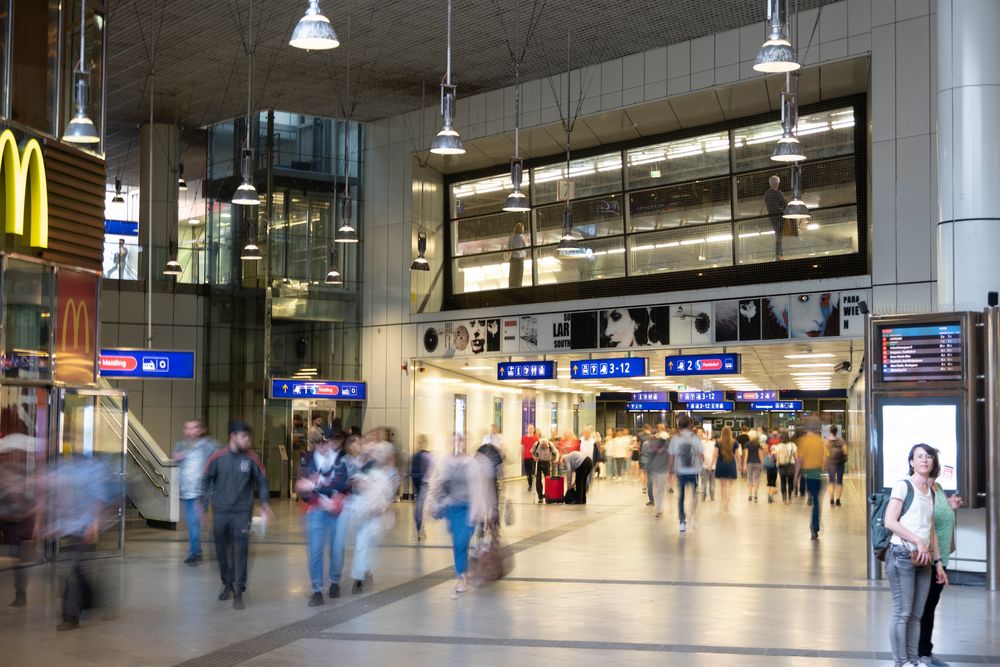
883;444;948;667
826;425;848;507
773;431;797;504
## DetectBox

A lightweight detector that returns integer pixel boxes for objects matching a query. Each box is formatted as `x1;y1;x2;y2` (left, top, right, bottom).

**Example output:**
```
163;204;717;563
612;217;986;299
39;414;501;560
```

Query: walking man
670;416;704;533
520;424;539;491
796;418;827;540
173;419;217;565
204;421;272;609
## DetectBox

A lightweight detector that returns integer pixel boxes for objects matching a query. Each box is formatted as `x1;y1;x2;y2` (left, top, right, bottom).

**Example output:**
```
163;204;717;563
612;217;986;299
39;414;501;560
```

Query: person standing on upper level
764;174;789;260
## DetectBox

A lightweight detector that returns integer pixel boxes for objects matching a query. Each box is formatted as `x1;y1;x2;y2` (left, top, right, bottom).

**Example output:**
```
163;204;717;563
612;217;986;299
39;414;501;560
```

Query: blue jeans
181;497;202;558
886;544;932;665
805;476;821;534
305;509;340;592
444;504;474;576
677;473;698;523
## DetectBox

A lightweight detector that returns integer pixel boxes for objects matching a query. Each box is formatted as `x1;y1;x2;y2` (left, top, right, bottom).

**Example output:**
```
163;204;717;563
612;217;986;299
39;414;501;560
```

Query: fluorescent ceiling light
788;363;834;368
784;353;835;359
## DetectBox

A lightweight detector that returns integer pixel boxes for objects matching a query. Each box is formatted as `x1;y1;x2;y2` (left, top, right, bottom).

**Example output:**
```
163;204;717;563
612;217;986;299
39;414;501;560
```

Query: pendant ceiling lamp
430;0;465;156
410;231;430;271
163;240;182;276
325;244;343;284
771;88;805;163
335;22;358;244
178;163;188;190
111;176;124;203
556;205;586;257
63;0;100;144
503;0;529;213
783;164;810;220
290;0;340;51
753;0;799;73
240;240;262;261
232;0;259;206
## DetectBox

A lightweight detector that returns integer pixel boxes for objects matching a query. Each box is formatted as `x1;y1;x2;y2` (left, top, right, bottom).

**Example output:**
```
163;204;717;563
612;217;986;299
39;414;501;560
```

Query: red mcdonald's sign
54;269;98;384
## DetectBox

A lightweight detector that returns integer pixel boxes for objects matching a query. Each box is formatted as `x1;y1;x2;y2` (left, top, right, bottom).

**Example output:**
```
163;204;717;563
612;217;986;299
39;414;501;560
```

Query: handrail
98;396;173;480
97;403;170;497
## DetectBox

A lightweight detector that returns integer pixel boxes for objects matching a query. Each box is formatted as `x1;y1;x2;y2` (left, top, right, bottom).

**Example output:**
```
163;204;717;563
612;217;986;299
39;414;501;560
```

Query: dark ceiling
105;0;840;183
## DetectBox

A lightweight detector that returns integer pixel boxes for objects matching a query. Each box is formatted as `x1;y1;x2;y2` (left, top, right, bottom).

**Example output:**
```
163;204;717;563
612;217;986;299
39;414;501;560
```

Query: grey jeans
885;544;932;666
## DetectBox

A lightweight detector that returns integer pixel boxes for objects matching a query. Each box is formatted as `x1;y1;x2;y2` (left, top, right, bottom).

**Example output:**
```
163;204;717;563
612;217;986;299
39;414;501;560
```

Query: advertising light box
749;400;803;411
878;397;959;492
626;402;672;412
100;349;195;380
736;390;779;401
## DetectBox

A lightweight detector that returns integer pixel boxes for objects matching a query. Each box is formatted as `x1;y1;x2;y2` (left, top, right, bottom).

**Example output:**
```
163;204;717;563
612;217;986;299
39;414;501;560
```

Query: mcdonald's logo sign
0;128;48;248
61;298;91;354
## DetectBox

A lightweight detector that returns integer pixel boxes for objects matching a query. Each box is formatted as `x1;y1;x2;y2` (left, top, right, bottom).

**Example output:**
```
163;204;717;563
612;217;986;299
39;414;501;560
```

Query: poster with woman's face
738;298;762;341
762;296;789;339
714;301;738;342
599;307;669;348
788;292;840;338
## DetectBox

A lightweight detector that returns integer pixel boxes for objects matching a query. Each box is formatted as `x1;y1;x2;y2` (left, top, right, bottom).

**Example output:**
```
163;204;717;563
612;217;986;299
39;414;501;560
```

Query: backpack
828;439;847;466
763;453;777;470
677;436;696;469
869;480;932;561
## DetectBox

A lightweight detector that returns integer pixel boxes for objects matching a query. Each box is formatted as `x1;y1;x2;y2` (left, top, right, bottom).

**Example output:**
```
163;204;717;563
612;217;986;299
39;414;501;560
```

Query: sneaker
830;499;835;506
56;617;80;631
767;496;773;504
232;593;245;610
329;583;340;598
754;496;758;503
645;501;654;506
655;512;662;518
308;592;324;607
922;655;950;667
748;495;753;502
810;531;819;540
184;555;198;565
352;579;364;595
836;499;842;507
679;522;687;533
8;592;26;609
218;585;234;601
807;497;813;506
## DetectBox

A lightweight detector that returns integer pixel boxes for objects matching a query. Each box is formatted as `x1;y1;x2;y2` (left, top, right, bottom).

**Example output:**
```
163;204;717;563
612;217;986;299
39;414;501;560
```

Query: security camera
834;360;852;373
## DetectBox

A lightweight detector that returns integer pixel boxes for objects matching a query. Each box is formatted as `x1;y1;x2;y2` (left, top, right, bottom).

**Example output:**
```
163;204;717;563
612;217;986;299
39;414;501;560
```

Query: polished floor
1;473;998;666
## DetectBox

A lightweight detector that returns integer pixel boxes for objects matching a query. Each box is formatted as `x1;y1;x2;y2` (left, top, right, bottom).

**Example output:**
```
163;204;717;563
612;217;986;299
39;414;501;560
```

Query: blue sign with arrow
270;379;367;400
678;390;725;402
665;353;741;376
570;357;647;379
626;401;672;412
682;401;734;411
749;400;803;411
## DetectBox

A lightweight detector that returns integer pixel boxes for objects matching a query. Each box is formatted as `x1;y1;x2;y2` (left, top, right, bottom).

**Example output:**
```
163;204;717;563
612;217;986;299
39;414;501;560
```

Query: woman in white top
883;444;948;667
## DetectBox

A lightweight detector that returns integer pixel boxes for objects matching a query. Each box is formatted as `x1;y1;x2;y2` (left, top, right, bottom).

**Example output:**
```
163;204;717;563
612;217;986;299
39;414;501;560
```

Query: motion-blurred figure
0;433;37;609
411;435;433;542
173;419;217;565
346;431;398;594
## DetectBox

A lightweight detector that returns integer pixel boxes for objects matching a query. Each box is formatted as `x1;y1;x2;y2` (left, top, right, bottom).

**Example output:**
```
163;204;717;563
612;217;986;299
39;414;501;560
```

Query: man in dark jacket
204;421;271;609
764;174;789;259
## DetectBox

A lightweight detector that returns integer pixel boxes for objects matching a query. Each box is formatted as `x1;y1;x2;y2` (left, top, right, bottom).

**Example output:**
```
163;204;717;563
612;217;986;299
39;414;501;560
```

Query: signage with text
682;401;734;411
665;353;740;376
100;349;196;380
735;390;779;401
749;400;803;411
626;401;672;412
631;392;668;402
270;379;367;400
570;357;647;379
678;390;725;402
497;361;556;381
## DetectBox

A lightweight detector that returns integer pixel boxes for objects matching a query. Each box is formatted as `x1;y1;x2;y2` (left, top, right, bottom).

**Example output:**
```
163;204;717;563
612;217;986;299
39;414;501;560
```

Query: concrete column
139;123;180;280
936;0;1000;309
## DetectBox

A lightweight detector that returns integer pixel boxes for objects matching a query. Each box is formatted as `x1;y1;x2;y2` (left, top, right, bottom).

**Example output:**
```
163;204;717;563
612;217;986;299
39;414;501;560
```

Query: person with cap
295;427;350;606
203;421;272;610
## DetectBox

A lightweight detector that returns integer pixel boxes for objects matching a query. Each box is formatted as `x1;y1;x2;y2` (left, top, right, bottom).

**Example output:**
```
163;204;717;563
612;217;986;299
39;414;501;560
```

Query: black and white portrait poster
738;298;762;341
520;312;599;351
670;302;713;345
598;307;669;349
788;292;841;338
762;296;790;340
714;301;738;343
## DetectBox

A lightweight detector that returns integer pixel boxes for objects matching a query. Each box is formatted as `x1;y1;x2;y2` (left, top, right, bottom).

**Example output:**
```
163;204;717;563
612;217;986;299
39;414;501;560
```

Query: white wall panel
895;15;931;139
644;46;667;83
690;36;714;73
895;134;932;283
715;29;740;67
870;24;896;143
821;1;850;42
872;0;895;26
666;41;690;79
871;139;898;286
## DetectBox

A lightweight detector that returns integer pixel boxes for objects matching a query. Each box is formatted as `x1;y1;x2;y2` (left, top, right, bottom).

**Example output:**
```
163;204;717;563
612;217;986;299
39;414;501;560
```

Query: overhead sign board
736;390;779;401
100;348;196;380
270;379;367;400
626;401;672;412
497;361;556;380
631;392;668;402
749;400;803;411
682;401;734;411
570;357;647;379
665;353;740;376
678;390;725;402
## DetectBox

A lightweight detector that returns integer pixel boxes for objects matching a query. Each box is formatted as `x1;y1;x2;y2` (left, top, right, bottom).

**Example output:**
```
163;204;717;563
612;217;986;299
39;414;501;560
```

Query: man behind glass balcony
764;175;788;260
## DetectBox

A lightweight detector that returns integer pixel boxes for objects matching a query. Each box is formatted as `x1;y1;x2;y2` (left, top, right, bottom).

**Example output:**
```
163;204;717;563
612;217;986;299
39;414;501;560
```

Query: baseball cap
228;420;253;435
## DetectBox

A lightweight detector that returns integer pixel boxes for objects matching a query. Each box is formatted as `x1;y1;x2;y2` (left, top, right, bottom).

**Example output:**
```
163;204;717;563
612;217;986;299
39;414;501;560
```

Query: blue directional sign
683;401;734;411
570;357;647;379
632;391;668;402
678;390;725;402
497;361;556;381
100;348;195;380
626;401;672;412
270;379;367;400
665;353;741;376
736;390;779;401
749;400;803;411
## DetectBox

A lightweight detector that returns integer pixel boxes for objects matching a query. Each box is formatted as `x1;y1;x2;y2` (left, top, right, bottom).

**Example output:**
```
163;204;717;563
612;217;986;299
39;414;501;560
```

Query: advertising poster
669;302;713;345
738;298;762;341
840;290;866;335
598;306;669;349
714;300;738;342
420;319;501;357
520;312;599;351
788;292;840;338
762;295;790;340
501;316;520;352
55;269;99;384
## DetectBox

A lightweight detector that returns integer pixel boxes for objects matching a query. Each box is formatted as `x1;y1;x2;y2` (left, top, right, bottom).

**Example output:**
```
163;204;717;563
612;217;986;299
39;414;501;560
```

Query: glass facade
448;102;861;296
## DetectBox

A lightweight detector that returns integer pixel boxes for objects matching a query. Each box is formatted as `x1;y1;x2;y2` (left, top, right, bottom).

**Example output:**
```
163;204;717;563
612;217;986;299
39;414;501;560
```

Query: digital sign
678;390;725;402
749;401;803;411
626;402;672;412
682;401;734;411
570;357;647;379
497;361;556;381
665;353;741;376
880;323;962;383
100;349;196;380
631;392;668;402
736;390;779;401
879;399;959;492
270;379;367;400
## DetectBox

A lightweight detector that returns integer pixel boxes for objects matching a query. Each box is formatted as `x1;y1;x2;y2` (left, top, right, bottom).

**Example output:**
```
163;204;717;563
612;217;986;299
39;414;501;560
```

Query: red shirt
557;437;580;455
521;435;539;460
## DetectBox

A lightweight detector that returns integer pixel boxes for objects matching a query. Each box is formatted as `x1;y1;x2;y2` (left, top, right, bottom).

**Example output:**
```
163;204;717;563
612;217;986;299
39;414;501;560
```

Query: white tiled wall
361;0;942;445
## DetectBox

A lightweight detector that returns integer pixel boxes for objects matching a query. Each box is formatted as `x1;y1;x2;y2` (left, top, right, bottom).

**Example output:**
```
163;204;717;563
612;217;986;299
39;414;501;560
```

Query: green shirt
933;483;956;567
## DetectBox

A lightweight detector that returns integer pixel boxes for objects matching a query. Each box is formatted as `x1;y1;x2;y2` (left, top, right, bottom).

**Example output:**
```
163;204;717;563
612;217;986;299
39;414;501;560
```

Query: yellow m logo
61;298;91;353
0;128;48;248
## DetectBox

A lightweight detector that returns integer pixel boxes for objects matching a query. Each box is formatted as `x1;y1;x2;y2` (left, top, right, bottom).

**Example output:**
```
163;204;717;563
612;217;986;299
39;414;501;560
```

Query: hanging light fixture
410;232;430;271
325;244;343;284
241;240;262;261
290;0;340;50
163;240;182;276
771;88;805;163
504;159;529;212
111;176;125;203
430;0;465;155
63;0;100;144
783;164;810;220
232;0;259;206
503;1;529;213
753;0;799;73
556;206;586;257
334;187;357;242
178;163;188;190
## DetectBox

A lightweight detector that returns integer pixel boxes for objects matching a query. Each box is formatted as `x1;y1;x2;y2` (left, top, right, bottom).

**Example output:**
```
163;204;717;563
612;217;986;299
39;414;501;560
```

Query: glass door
53;388;127;559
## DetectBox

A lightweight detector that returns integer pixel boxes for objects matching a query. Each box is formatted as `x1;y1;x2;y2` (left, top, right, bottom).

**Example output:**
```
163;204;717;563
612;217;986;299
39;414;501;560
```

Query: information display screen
879;323;962;383
878;397;959;492
736;390;778;401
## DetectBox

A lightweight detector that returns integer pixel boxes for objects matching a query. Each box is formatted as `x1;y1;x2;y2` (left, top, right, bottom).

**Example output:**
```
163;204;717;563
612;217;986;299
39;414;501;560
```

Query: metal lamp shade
163;259;182;276
289;0;340;50
557;234;587;257
240;243;262;261
410;255;430;271
753;39;799;73
63;111;101;144
232;181;259;205
335;224;359;243
430;127;465;155
783;198;811;219
111;194;125;204
771;132;806;162
325;267;343;284
503;188;530;212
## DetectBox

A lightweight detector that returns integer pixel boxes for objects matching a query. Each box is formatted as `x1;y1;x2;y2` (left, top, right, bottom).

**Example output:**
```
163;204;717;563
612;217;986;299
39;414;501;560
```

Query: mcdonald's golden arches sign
0;128;48;248
55;269;98;384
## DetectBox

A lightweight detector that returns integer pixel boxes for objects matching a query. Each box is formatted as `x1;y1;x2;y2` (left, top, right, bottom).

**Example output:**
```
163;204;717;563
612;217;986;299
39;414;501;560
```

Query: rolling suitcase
545;476;565;503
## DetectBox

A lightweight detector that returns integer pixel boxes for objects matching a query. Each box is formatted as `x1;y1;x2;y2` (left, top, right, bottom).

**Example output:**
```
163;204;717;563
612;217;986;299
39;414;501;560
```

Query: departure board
879;323;962;382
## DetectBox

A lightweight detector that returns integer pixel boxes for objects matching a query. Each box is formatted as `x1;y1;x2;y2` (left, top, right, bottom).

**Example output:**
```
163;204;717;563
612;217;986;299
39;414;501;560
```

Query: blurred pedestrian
531;435;558;504
0;433;37;609
796;418;826;540
204;421;272;610
699;427;717;502
670;415;703;533
173;419;217;565
347;433;399;594
520;424;538;491
560;450;593;504
411;435;433;542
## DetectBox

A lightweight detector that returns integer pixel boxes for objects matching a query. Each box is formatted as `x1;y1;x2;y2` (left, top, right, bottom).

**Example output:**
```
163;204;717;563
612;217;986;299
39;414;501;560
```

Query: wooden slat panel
39;139;105;272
